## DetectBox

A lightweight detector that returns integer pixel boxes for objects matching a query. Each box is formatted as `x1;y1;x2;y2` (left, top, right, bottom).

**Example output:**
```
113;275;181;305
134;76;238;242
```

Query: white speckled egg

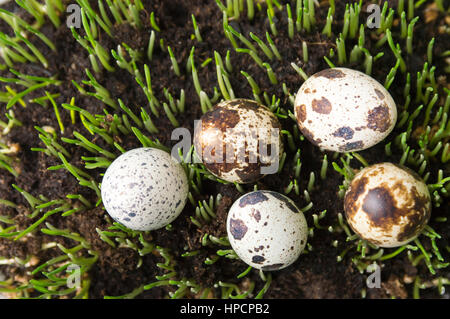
227;190;308;271
344;162;431;248
193;99;283;184
294;68;397;152
101;147;189;231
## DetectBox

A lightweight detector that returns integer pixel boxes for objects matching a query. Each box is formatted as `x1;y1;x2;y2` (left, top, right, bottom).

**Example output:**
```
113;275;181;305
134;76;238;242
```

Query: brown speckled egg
294;68;397;152
193;99;283;184
344;162;431;248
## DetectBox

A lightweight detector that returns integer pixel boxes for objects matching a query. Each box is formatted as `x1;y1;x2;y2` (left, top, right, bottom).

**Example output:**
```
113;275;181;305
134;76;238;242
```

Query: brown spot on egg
252;255;265;264
254;245;264;252
232;99;260;111
235;163;262;183
362;187;397;228
311;97;332;114
397;214;426;242
332;126;354;140
201;106;240;133
391;180;408;194
304;88;311;93
374;88;385;100
368;166;385;177
367;104;391;133
236;168;264;183
344;176;368;220
204;161;236;177
361;183;431;241
338;140;364;152
396;186;431;242
314;68;346;79
239;192;269;207
296;104;307;122
261;263;284;271
229;218;248;240
251;208;261;222
266;191;298;212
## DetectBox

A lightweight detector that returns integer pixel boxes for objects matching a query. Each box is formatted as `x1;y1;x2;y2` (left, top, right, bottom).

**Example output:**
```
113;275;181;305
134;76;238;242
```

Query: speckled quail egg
101;147;189;231
294;67;397;152
193;99;283;184
227;190;308;271
344;162;431;248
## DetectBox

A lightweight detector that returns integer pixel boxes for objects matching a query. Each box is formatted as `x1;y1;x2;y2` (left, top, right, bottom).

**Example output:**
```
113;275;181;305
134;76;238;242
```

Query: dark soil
0;0;449;299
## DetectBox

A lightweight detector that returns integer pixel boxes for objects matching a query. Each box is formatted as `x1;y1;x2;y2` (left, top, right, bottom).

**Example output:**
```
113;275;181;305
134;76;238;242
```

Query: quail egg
193;99;283;184
101;147;189;231
294;67;397;152
344;162;431;248
227;190;308;270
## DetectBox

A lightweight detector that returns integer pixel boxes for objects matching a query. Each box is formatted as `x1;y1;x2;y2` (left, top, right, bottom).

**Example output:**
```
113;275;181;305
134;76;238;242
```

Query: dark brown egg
193;99;283;183
344;162;431;247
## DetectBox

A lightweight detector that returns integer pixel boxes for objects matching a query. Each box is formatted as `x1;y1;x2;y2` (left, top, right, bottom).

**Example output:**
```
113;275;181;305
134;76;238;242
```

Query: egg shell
344;162;431;248
101;147;189;231
193;99;283;184
227;190;308;271
294;68;397;152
